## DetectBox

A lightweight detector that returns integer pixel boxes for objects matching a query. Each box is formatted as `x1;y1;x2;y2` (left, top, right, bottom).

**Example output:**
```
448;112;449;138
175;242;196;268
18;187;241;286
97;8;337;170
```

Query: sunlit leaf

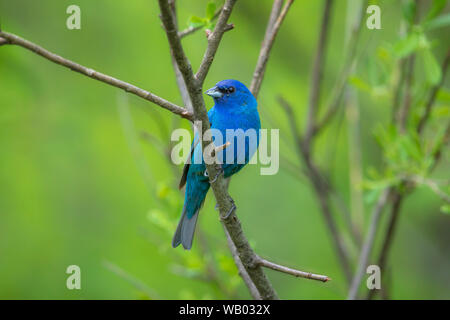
206;1;217;21
421;49;442;85
349;76;372;93
188;15;207;28
393;32;420;58
424;0;447;22
424;13;450;30
441;205;450;214
402;0;417;25
437;88;450;103
148;209;175;234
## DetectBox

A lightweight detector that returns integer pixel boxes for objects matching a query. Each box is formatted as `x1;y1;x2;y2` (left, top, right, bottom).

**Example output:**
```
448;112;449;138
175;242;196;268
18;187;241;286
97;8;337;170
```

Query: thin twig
166;2;194;113
278;96;354;283
0;31;192;121
313;0;367;136
195;0;238;84
303;0;333;149
249;0;294;98
366;192;402;300
256;256;330;282
347;188;392;300
178;7;223;38
223;228;261;300
103;261;161;299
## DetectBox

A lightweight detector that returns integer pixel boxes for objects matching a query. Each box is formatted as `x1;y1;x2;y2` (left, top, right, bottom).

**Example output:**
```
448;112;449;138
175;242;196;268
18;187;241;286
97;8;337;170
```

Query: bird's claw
221;201;236;220
207;167;223;184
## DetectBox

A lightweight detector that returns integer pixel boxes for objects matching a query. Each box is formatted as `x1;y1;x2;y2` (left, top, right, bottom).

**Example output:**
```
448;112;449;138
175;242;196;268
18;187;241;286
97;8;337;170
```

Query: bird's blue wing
178;108;215;188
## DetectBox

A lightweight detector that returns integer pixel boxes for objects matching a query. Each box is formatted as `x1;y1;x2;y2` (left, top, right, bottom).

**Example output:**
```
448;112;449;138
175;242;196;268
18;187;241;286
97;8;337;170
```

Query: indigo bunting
172;79;261;249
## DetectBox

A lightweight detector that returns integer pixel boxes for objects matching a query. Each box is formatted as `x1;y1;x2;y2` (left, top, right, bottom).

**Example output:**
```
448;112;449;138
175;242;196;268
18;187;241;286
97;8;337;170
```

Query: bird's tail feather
172;204;200;250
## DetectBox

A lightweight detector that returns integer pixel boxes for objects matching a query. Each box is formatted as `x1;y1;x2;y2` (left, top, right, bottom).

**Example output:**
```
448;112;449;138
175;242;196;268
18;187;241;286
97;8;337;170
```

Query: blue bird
173;79;261;249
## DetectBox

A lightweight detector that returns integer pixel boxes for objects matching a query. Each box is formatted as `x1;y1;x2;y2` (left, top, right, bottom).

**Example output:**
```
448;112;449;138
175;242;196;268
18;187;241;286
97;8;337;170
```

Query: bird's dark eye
228;86;235;94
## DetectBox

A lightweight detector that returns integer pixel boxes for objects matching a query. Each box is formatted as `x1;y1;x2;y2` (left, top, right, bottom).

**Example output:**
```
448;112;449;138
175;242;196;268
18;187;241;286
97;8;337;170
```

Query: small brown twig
195;0;238;85
0;31;192;121
255;256;330;283
250;0;294;98
178;6;223;38
347;188;392;300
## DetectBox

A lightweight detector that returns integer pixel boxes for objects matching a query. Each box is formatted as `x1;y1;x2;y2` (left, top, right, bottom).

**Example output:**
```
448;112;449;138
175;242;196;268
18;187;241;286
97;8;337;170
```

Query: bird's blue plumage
173;80;261;249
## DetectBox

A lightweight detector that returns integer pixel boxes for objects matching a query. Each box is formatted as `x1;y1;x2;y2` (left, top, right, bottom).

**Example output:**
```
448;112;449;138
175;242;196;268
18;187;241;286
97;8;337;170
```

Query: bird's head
205;79;256;108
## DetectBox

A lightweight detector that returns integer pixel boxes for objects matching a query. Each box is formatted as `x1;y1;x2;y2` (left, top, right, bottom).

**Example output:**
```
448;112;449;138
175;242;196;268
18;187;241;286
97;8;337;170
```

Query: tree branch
347;188;392;300
249;0;294;98
255;256;330;282
166;1;194;113
312;0;367;136
366;192;402;300
158;0;279;300
223;228;262;300
303;0;333;150
277;12;355;282
195;0;238;85
0;31;192;121
178;6;223;38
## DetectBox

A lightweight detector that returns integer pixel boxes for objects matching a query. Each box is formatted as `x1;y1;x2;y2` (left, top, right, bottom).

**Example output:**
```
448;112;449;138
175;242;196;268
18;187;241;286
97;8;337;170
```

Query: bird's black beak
205;86;223;98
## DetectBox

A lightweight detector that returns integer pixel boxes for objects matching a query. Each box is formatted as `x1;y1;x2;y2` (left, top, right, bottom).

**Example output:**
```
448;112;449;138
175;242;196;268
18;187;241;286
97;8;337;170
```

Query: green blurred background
0;0;449;299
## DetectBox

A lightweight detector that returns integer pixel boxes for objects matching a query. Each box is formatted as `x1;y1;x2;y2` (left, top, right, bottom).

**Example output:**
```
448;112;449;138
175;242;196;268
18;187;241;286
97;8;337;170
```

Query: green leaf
421;49;442;85
402;0;417;24
364;189;380;204
424;13;450;30
349;76;372;93
441;205;450;214
393;32;420;58
424;0;447;22
147;209;174;234
188;15;207;28
206;1;217;21
437;88;450;103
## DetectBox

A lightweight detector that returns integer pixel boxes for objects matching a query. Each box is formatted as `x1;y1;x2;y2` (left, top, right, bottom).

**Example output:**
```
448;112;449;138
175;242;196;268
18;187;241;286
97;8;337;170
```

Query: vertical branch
346;89;364;243
158;0;280;300
279;96;354;283
303;0;333;150
344;0;366;245
366;192;403;300
313;0;367;135
347;189;392;300
250;0;294;98
166;0;193;112
195;0;239;84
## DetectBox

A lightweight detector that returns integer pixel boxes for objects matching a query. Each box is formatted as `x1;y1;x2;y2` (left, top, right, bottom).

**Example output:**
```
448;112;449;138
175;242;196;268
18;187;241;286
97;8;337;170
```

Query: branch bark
347;188;392;300
312;0;367;136
158;0;280;300
255;256;330;282
0;31;192;121
195;0;238;84
1;0;331;300
303;0;333;150
249;0;294;98
276;0;356;284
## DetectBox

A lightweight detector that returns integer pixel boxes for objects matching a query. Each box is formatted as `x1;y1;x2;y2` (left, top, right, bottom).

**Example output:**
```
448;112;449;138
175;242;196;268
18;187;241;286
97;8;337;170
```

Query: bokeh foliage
0;0;449;299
